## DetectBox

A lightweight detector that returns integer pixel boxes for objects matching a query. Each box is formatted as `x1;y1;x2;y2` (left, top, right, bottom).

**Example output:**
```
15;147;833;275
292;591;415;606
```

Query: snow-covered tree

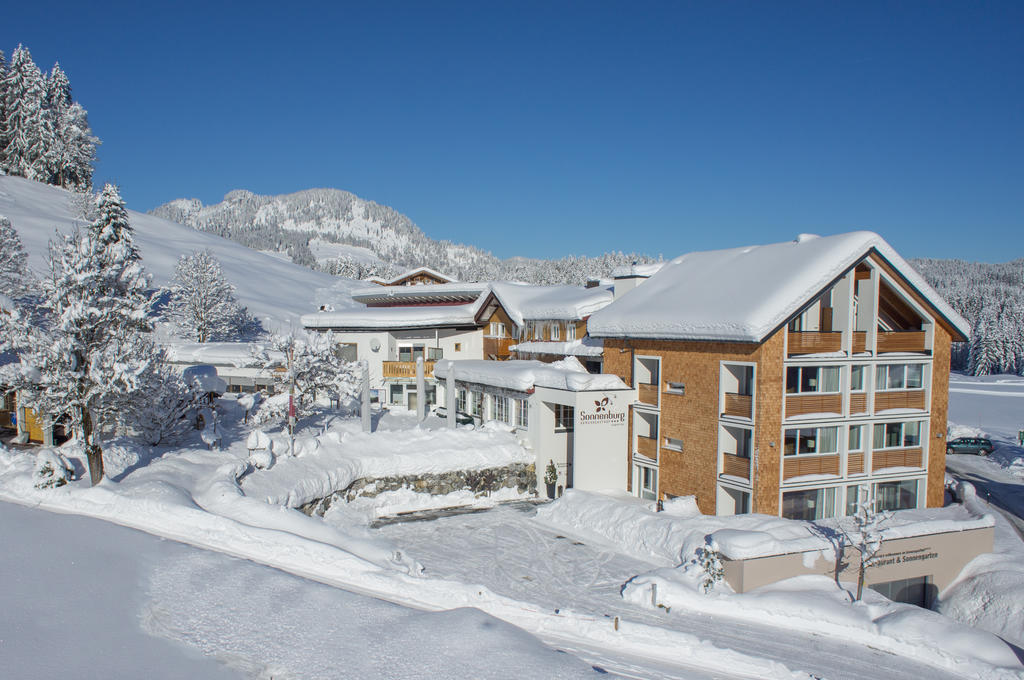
697;537;725;594
0;215;32;298
2;185;154;484
252;330;360;425
841;485;892;601
123;360;205;446
45;62;97;191
0;46;54;181
167;250;259;342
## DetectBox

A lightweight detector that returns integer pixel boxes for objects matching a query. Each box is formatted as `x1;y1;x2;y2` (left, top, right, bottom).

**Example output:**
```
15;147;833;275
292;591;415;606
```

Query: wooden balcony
785;393;842;418
382;360;436;379
788;331;842;356
847;452;865;475
874;389;926;413
722;453;751;480
484;336;515;359
877;331;928;354
722;393;752;419
852;331;867;354
637;383;659;407
783;454;840;480
849;392;868;414
636;435;658;459
872;447;923;472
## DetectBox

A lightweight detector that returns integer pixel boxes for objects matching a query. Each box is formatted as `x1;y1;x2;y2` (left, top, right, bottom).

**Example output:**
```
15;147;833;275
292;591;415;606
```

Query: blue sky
4;2;1022;261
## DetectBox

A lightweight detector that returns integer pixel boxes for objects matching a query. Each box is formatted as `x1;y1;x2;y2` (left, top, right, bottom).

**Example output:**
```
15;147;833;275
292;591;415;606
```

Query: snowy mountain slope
0;176;361;330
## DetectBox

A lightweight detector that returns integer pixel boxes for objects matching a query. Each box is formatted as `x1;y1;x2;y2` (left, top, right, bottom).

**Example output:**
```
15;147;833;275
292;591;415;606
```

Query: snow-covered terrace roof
483;282;614;326
301;302;483;331
610;262;666;279
351;281;488;306
434;357;629;393
163;342;283;367
510;338;604;358
589;231;970;343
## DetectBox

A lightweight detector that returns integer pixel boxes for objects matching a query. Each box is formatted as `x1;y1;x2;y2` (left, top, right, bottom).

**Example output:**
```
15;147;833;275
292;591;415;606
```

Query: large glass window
494;396;510;423
639;465;658;501
550;323;560;341
876;364;925;391
873;421;922;449
875;480;918;511
470;391;483;416
850;365;865;391
784;426;839;456
845;484;865;516
786;366;840;394
457;389;467;413
782;487;836;520
848;425;864;451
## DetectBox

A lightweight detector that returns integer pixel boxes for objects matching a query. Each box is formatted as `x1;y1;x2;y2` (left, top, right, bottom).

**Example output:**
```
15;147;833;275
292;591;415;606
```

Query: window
666;381;685;394
389;384;404;404
638;465;658;501
470;391;483;416
457;389;467;413
782;487;836;520
554;404;574;430
664;437;683;451
532;321;541;340
786;366;840;394
875;479;918;511
488;321;506;337
398;345;425;362
515;399;528;428
873;421;922;449
567;324;576;341
454;343;462;352
848;425;864;451
494;396;510;424
784;426;839;456
845;484;865;516
850;365;865;391
875;364;924;391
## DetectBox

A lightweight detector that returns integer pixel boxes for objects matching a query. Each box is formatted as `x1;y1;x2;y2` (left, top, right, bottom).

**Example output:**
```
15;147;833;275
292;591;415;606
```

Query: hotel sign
578;395;626;427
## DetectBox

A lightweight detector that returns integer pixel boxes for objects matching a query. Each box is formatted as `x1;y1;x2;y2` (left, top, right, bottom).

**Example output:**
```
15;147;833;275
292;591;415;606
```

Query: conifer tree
0;215;32;299
167;250;258;342
45;62;96;190
0;46;54;180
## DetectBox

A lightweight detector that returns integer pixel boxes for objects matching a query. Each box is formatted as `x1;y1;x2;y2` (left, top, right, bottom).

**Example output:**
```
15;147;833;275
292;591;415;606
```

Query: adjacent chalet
365;266;456;287
587;232;970;519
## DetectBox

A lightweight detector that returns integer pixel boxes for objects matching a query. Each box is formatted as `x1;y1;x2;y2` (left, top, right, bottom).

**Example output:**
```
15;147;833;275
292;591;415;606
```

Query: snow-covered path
377;504;975;680
0;500;608;679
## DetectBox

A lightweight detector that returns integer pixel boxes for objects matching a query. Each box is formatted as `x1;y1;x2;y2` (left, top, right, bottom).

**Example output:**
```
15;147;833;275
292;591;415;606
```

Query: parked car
946;437;993;456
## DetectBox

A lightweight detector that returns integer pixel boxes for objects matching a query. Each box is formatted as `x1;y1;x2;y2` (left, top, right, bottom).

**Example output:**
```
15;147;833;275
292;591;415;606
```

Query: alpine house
587;231;970;520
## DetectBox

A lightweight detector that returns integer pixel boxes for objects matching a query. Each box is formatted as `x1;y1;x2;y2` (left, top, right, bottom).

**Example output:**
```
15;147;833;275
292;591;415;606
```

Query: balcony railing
785;393;842;418
788;331;843;356
636;435;658;459
874;389;926;412
872;447;923;472
637;383;659;407
722;453;751;480
852;331;867;354
382;360;436;378
722;393;752;419
877;331;928;353
849;392;868;414
847;452;865;475
783;454;840;480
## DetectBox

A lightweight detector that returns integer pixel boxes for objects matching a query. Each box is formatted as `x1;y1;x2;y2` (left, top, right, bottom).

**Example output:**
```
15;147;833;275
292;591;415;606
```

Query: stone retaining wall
300;463;536;516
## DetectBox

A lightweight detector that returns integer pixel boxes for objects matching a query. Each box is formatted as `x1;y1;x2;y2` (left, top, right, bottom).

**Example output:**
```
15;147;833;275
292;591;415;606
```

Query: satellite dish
370;338;381;352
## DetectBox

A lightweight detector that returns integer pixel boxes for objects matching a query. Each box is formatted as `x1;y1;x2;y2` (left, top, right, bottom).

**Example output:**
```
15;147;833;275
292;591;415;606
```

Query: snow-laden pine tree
167;250;258;342
0;215;32;299
124;360;204;446
3;185;154;484
0;46;54;181
252;331;360;426
44;62;97;191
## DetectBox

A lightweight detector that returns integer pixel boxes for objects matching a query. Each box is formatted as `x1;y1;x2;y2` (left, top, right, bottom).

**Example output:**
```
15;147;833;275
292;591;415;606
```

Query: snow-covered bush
248;448;275;470
697;538;725;594
124;362;205;446
33;449;73;489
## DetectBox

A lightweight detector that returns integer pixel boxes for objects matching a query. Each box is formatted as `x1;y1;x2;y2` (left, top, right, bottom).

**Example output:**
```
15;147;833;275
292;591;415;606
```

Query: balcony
722;393;752;419
849;392;867;414
852;331;867;354
788;331;842;356
484;337;515;359
783;454;840;481
877;331;927;354
722;453;751;480
785;393;842;418
636;435;658;459
872;447;923;472
847;452;865;475
637;383;659;407
382;360;436;379
874;389;926;413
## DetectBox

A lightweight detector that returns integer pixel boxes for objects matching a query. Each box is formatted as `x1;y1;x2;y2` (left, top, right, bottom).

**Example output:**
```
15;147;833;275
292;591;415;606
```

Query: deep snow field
1;380;1024;679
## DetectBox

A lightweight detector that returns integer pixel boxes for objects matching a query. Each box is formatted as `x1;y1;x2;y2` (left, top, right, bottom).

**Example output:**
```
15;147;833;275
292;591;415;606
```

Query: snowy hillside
0;176;361;330
152;188;658;285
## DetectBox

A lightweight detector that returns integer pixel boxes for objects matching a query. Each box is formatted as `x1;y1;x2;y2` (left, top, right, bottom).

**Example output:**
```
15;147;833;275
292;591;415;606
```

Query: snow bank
434;357;628;393
509;337;604;357
301;301;484;330
240;423;532;508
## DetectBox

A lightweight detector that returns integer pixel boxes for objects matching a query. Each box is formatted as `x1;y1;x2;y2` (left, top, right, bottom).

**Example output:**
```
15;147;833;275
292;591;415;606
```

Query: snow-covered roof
589;231;971;343
301;302;483;330
433;357;628;392
163;342;282;367
351;281;488;305
385;267;457;285
610;262;666;279
510;338;604;358
484;282;614;326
